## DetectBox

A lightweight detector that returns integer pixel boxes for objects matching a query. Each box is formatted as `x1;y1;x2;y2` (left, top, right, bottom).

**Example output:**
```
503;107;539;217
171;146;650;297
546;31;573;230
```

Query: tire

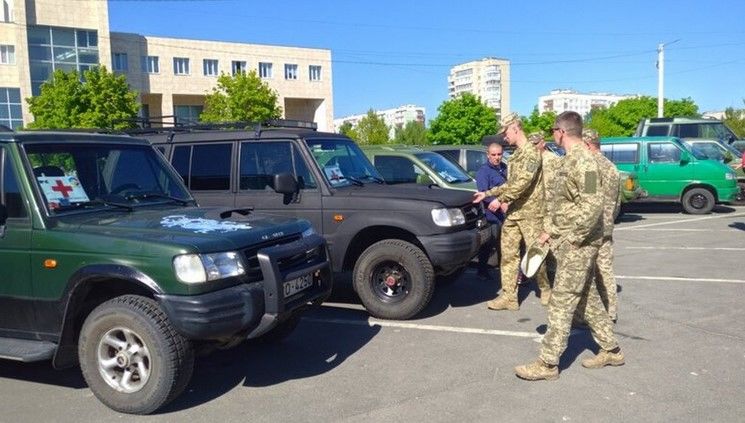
78;295;194;415
353;239;435;320
734;181;745;205
681;187;715;214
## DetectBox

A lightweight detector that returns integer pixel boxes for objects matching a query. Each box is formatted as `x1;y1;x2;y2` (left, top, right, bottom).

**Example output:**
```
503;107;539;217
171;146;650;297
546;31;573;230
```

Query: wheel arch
342;225;423;272
680;183;718;202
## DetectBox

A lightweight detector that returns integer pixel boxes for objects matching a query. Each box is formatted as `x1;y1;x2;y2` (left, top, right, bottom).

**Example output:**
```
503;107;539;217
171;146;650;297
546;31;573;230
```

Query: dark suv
140;121;489;320
0;131;331;414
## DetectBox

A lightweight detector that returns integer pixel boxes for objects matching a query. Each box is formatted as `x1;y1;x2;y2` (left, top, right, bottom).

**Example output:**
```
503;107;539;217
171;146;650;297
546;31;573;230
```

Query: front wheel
78;295;194;415
682;187;715;214
353;239;434;320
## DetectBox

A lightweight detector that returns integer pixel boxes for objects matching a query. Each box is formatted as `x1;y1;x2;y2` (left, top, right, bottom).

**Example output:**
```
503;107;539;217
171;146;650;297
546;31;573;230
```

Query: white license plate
283;273;313;298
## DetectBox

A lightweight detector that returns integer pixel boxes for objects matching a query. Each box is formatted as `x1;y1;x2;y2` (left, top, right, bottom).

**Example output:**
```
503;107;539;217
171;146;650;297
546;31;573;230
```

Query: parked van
600;136;739;214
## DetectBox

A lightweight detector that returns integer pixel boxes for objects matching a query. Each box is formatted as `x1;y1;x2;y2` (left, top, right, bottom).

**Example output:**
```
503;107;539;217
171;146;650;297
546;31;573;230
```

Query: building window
284;64;298;80
141;55;159;74
0;87;23;129
259;62;272;79
174;105;203;125
0;45;14;64
112;52;128;71
203;59;218;76
173;57;190;75
309;65;321;81
1;0;12;22
231;60;247;76
27;25;99;96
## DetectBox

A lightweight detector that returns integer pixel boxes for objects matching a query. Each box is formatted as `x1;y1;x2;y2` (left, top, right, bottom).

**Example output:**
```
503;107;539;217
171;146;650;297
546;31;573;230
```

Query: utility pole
657;39;680;118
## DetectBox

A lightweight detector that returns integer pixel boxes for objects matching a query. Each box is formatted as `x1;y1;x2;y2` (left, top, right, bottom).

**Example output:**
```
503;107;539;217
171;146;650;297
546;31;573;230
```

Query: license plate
283;273;313;298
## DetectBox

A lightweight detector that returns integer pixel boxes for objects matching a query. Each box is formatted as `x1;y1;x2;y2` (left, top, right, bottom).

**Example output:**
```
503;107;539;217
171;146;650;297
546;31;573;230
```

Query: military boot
581;349;625;369
515;359;559;381
540;288;552;306
486;296;518;311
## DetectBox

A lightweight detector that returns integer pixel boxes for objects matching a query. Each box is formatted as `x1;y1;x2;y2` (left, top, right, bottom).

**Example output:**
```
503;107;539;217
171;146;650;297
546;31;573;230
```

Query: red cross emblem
51;179;74;198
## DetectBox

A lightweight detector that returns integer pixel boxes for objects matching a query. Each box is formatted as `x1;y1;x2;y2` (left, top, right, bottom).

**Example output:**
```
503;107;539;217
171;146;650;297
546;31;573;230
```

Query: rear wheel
681;187;715;214
79;295;194;415
353;239;434;320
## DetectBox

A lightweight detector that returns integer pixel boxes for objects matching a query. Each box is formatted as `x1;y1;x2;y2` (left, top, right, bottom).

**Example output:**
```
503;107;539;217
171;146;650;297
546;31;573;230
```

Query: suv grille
460;204;483;229
241;234;325;282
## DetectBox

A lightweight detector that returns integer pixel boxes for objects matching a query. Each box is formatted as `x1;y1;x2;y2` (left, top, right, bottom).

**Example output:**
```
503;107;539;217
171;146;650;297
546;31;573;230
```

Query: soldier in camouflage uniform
473;113;549;310
515;112;624;381
582;128;620;321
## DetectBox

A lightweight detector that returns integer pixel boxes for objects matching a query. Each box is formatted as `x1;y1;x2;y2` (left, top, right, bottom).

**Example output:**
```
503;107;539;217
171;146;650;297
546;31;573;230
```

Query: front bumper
156;234;332;340
418;224;491;272
717;185;740;203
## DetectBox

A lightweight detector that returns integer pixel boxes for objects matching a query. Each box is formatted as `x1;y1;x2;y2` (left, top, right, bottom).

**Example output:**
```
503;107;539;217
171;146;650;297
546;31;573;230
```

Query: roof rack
123;118;318;140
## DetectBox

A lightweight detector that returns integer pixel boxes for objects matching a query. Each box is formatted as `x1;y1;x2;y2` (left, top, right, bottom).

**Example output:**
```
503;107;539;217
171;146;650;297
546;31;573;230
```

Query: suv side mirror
680;151;691;164
0;204;7;238
273;172;298;195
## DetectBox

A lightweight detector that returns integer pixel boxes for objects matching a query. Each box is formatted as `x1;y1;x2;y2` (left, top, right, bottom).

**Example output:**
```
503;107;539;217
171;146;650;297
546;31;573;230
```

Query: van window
601;143;638;164
648;143;681;163
465;150;487;173
646;125;669;136
1;147;28;218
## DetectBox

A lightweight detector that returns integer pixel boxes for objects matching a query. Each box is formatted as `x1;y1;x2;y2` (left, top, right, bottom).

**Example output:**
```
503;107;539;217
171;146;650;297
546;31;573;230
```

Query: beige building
538;89;636;117
334;104;425;138
448;57;510;118
0;0;333;130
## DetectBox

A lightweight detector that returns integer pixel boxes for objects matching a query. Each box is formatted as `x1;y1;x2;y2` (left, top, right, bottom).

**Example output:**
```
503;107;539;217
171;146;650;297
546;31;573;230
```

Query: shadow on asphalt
0;359;86;389
622;202;738;215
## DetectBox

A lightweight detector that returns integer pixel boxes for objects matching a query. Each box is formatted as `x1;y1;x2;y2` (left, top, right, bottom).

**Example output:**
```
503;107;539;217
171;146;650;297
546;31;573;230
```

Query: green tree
428;93;498;145
200;70;282;123
393;121;428;145
586;96;699;137
338;121;359;140
723;100;745;138
521;107;557;138
27;67;139;130
355;109;390;145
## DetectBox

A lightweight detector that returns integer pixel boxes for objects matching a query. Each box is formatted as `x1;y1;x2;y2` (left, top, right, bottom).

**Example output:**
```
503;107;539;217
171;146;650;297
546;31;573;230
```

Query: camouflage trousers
539;238;619;366
499;218;550;301
575;236;618;321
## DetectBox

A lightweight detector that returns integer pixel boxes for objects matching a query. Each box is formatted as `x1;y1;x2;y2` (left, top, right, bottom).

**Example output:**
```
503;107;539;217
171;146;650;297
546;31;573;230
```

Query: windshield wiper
125;191;192;206
346;176;364;186
56;200;133;212
364;175;385;184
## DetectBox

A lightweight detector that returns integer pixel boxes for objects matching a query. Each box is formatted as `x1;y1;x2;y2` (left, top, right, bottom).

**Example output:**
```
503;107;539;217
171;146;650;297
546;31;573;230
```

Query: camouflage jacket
541;151;563;233
595;152;620;238
484;142;544;220
544;143;604;245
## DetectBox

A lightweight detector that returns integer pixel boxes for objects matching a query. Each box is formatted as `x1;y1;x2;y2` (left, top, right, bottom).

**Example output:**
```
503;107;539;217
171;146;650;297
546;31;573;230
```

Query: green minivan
600;136;739;214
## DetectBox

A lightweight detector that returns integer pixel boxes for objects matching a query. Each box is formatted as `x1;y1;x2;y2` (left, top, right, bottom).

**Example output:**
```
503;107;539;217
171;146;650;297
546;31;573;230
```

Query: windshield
305;138;383;187
676;140;708;160
24;142;193;215
678;122;737;141
414;152;472;183
686;142;724;161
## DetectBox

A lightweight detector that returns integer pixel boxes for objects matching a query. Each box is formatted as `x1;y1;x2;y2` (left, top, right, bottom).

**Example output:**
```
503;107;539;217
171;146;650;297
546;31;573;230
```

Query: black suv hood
336;183;474;207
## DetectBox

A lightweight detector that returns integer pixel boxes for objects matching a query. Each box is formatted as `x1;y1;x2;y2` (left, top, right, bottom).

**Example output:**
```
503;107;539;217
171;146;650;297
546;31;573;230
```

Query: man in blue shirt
475;142;508;279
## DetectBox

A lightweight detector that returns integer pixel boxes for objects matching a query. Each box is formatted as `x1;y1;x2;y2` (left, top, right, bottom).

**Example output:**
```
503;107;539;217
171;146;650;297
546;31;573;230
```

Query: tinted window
1;147;27;217
646;125;669;136
676;124;699;138
171;146;190;183
190;144;232;190
466;150;487;173
601;143;638;164
436;149;460;165
373;156;418;184
239;142;317;190
648;143;681;163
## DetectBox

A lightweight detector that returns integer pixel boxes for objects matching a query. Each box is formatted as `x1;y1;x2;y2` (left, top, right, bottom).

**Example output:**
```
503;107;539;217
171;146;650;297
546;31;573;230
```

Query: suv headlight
173;251;245;284
725;172;735;180
431;207;466;227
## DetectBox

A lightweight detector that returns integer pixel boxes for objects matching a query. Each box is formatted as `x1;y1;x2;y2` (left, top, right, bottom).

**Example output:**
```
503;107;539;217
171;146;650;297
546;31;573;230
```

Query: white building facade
334;104;426;138
538;89;635;117
448;58;510;118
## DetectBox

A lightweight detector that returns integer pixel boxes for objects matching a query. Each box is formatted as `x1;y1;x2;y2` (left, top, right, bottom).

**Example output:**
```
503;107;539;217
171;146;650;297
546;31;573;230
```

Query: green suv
0;131;331;414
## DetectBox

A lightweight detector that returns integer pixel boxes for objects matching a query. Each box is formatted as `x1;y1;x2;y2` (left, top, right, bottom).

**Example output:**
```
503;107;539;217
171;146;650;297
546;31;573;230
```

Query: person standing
473;113;549;310
475;142;508;280
582;128;621;321
515;111;624;381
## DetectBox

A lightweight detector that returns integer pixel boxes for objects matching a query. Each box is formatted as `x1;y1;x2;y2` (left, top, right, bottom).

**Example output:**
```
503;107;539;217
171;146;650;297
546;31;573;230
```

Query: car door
643;141;691;197
234;140;323;232
171;142;235;208
0;146;34;333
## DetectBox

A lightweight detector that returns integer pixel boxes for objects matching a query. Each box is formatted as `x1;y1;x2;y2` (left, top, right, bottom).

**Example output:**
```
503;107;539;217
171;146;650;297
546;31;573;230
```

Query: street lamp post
657;39;680;118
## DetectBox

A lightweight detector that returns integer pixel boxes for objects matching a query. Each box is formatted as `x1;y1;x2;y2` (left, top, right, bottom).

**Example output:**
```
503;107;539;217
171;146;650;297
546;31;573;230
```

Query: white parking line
622;228;740;232
617;275;745;284
624;246;745;251
616;212;745;231
303;317;542;339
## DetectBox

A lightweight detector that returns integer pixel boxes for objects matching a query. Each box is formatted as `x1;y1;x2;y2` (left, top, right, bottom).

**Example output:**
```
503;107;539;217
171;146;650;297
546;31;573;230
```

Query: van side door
644;141;691;198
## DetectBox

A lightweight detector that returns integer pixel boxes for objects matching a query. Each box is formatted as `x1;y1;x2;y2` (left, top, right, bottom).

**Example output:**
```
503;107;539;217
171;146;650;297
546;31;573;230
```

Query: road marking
617;275;745;284
616;212;745;231
621;228;741;232
624;246;745;251
303;317;542;339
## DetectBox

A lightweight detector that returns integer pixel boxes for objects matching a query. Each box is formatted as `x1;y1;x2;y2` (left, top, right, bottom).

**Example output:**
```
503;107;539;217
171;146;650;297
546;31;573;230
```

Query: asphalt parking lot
1;203;744;422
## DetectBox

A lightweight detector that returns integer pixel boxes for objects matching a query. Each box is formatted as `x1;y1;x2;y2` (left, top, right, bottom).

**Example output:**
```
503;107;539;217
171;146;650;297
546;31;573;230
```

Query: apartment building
334;104;426;139
538;89;636;117
448;58;510;118
0;0;333;130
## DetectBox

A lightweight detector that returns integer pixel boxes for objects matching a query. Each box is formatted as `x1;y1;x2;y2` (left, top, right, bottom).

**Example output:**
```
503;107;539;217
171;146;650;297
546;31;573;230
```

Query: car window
687;142;723;160
436;149;460;164
1;147;28;218
601;143;638;164
466;150;487;173
373;155;418;184
648;143;681;163
415;152;471;183
646;125;669;136
240;141;317;190
306;138;382;187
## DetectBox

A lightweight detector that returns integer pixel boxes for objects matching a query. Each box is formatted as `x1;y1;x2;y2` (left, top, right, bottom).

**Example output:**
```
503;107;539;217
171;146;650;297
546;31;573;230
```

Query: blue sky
108;0;745;122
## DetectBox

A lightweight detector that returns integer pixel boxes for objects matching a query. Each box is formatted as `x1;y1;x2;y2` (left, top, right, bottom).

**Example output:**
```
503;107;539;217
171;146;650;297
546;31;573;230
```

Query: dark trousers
478;222;501;271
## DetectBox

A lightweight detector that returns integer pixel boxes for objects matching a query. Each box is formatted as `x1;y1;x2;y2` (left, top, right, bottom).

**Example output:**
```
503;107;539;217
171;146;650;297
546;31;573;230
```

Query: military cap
527;131;545;144
582;128;600;145
498;112;521;134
